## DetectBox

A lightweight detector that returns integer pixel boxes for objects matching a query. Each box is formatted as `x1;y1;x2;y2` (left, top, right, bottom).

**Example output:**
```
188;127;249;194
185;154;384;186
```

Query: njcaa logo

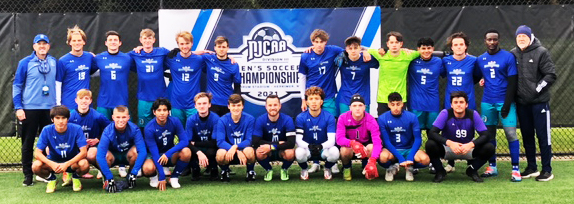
228;22;305;106
105;63;122;69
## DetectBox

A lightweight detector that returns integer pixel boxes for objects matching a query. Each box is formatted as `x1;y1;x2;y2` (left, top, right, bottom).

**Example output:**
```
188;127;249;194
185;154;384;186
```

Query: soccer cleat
149;175;159;187
163;167;171;176
62;172;73;186
300;169;309;180
445;164;456;173
97;170;103;179
72;178;82;191
264;170;273;182
246;170;256;182
36;175;48;183
170;178;181;188
308;163;321;173
331;165;340;174
480;166;499;177
385;167;396;182
433;171;446;183
23;176;34;186
343;168;352;181
511;170;522;182
412;168;419;175
191;168;201;181
466;166;483;183
119;167;128;178
46;179;58;193
324;168;333;180
220;170;230;182
521;169;540;179
535;171;554;182
405;166;414;181
82;172;94;179
280;169;289;181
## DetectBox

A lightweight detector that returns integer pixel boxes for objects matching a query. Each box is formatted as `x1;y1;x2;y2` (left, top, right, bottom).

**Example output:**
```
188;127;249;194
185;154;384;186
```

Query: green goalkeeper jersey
368;49;420;103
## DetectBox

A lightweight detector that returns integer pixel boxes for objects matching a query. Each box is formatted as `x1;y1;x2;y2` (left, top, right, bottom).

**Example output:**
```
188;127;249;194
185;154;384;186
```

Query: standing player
378;93;430;182
32;106;89;193
425;91;495;183
142;98;191;190
253;95;296;181
336;94;382;181
204;36;241;116
186;92;220;181
475;29;521;181
369;31;420;115
442;32;481;110
511;25;556;181
214;94;257;182
69;89;110;179
13;34;57;186
166;31;205;125
93;31;134;120
97;106;147;193
56;25;95;110
336;36;379;114
295;86;339;180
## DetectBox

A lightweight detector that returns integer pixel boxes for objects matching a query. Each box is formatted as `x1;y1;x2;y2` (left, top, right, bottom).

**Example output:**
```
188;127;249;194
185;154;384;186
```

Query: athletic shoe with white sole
300;169;309;180
72;178;82;191
511;170;522;182
97;170;103;179
521;169;540;178
481;166;499;177
324;168;333;180
46;179;58;193
170;178;181;188
405;166;414;181
36;175;48;183
62;172;72;186
331;165;340;174
149;175;159;187
308;163;321;173
119;167;128;178
535;171;554;181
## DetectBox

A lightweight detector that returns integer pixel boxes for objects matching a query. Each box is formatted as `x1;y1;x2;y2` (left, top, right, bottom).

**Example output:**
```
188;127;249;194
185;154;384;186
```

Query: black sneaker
429;166;436;174
535;171;554;181
22;176;33;187
412;168;419;175
191;168;201;181
521;168;540;178
433;171;446;183
210;168;220;181
466;166;483;183
220;170;230;182
245;170;256;182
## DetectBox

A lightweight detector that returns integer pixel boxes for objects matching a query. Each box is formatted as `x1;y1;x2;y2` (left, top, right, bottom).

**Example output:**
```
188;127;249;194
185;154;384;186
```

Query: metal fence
1;0;573;171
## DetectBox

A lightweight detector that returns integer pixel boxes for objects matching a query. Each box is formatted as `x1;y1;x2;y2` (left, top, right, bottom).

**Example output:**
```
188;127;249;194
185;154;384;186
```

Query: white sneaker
324;168;333;180
150;175;159;188
170;178;181;188
163;167;172;176
308;163;320;173
300;169;309;180
137;169;142;177
331;164;340;174
36;175;48;183
96;170;103;179
445;164;456;173
385;165;398;182
119;167;128;178
406;166;414;181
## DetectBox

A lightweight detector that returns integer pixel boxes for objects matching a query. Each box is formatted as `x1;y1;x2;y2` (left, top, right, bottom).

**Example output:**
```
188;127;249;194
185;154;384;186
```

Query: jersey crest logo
391;127;405;133
178;66;193;72
75;65;89;72
417;68;433;75
232;131;244;138
142;58;158;64
346;66;360;71
449;69;465;75
199;129;210;136
269;128;281;135
484;61;499;69
56;143;71;150
310;125;322;132
161;130;171;138
210;67;225;74
105;63;122;69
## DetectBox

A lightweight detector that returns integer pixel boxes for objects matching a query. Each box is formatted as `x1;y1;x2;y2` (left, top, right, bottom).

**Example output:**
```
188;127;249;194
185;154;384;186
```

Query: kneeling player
426;91;495;183
215;94;257;182
254;95;296;181
32;106;89;193
142;98;191;190
296;86;339;180
378;93;430;181
336;94;382;181
186;92;220;181
97;106;147;192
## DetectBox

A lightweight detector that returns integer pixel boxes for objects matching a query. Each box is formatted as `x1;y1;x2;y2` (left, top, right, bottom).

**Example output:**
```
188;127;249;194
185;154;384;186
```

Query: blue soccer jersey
377;111;422;162
299;45;344;100
295;110;336;145
93;51;134;108
408;56;443;112
254;113;296;143
338;53;379;105
442;55;480;110
144;116;189;180
56;52;95;109
433;109;487;144
36;123;87;161
130;48;169;101
214;112;255;150
165;53;206;109
476;50;518;104
203;55;241;106
69;108;110;140
97;121;146;180
186;111;220;143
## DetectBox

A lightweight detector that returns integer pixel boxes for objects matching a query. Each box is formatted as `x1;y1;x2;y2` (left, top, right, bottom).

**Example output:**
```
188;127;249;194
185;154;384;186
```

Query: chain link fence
1;0;573;171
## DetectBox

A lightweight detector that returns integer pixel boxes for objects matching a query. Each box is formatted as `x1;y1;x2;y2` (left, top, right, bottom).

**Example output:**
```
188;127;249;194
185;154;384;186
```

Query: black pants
377;103;389;116
517;102;552;173
425;139;495;173
190;146;218;170
211;105;230;117
20;109;52;178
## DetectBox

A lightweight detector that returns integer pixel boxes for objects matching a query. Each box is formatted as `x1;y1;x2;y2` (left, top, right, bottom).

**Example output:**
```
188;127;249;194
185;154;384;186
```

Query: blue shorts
171;108;197;126
112;151;129;166
481;102;517;127
96;107;114;120
412;110;439;130
397;149;411;159
338;103;369;117
322;98;337;116
138;100;154;127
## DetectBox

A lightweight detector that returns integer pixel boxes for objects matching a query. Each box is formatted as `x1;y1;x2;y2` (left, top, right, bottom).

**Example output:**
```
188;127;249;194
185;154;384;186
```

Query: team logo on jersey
178;66;194;72
346;66;361;71
142;58;158;64
268;128;281;135
232;131;244;138
75;65;89;72
211;67;225;74
199;129;210;136
417;68;433;75
56;143;71;150
310;125;322;132
449;69;466;75
160;130;171;139
390;127;405;133
227;22;305;105
105;63;122;69
484;61;500;69
118;141;130;152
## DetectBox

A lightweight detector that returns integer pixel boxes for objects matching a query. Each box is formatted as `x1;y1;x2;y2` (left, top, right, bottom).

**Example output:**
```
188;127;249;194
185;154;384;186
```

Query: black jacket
510;38;557;104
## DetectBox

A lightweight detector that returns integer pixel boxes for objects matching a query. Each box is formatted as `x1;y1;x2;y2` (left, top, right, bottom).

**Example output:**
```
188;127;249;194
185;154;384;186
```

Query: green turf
1;161;573;203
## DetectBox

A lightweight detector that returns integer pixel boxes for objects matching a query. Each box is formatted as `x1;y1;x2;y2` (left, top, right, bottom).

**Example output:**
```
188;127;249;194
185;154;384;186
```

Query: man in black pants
186;92;220;180
425;91;494;183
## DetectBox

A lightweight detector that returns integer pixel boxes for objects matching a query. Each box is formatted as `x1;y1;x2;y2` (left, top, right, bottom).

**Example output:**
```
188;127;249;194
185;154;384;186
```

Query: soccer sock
509;140;520;171
219;164;229;171
258;158;272;171
299;161;308;170
281;160;293;170
46;172;57;181
471;159;487;173
378;161;392;169
489;139;497;167
324;162;335;169
343;162;352;169
430;158;445;173
189;161;200;170
361;158;369;169
72;173;80;179
246;163;255;172
487;125;497;167
413;163;428;169
171;160;190;178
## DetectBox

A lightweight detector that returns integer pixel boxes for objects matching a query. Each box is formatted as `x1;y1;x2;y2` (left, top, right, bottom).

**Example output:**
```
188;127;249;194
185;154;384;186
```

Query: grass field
1;161;573;203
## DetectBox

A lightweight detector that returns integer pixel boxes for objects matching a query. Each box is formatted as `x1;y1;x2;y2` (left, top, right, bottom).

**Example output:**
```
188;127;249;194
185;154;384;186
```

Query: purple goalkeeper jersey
432;109;486;144
336;111;383;159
